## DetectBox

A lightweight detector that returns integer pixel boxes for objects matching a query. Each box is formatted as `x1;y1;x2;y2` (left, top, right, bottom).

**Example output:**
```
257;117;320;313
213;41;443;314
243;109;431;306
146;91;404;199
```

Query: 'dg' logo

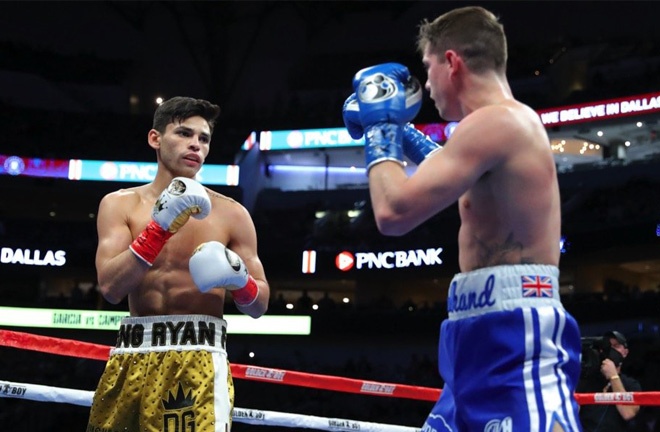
162;383;197;432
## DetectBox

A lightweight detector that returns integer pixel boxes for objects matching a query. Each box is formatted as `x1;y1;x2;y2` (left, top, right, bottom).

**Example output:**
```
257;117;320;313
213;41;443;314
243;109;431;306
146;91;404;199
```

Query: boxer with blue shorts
343;7;583;431
423;265;582;432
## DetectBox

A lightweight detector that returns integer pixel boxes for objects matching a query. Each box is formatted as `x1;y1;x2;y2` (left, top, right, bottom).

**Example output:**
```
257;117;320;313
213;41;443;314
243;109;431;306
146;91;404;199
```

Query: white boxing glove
130;177;211;266
189;241;259;306
153;177;211;233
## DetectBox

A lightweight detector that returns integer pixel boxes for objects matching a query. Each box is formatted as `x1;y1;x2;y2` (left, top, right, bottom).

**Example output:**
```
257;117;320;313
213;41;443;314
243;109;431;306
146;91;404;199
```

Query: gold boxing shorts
86;314;233;432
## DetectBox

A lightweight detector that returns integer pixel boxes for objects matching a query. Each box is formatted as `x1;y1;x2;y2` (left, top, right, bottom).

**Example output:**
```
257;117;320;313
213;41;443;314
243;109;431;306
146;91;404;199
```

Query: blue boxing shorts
423;265;582;432
87;314;234;432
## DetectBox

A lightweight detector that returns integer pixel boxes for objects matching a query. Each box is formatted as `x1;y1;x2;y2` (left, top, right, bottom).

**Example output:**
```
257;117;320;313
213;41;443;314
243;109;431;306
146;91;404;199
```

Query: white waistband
447;264;563;320
111;314;227;354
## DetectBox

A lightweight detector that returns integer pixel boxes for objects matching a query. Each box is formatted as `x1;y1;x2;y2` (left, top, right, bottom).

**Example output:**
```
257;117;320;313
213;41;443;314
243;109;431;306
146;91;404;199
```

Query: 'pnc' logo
335;251;355;271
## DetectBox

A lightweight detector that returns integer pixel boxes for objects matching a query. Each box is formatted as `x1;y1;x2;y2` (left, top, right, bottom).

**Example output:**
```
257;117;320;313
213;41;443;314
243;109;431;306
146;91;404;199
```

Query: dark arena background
1;1;660;431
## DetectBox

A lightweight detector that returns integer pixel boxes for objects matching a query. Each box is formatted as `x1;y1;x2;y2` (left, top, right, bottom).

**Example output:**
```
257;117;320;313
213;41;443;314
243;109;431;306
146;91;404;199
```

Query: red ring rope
2;329;659;406
0;329;439;401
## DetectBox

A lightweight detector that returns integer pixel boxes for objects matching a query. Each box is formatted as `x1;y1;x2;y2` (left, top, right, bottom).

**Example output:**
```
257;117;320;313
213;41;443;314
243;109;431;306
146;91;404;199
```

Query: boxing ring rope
2;329;660;431
0;329;428;431
0;379;417;432
0;329;438;401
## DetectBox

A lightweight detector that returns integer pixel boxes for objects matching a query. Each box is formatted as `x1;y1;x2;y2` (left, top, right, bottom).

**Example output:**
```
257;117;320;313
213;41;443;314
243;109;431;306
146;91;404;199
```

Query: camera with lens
579;336;625;389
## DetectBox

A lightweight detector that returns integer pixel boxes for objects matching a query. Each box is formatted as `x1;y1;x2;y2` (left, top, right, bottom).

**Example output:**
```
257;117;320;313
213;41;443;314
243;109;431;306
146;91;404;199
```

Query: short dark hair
152;96;221;134
417;6;507;74
605;330;628;348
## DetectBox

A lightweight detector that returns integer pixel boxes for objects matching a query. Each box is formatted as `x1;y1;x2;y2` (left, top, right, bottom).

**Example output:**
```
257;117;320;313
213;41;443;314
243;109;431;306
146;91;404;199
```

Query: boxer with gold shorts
87;315;233;432
88;97;270;432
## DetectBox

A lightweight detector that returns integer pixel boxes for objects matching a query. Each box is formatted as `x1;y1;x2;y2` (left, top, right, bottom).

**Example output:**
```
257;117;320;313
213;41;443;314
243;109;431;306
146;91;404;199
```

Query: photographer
578;331;642;432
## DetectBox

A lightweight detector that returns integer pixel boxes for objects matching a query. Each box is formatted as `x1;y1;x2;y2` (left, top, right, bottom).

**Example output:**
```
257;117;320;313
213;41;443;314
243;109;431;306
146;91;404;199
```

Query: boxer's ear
148;129;161;150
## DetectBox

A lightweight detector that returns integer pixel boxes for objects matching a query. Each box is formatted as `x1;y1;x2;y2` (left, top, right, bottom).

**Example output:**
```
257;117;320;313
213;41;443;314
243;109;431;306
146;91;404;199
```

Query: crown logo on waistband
162;383;197;410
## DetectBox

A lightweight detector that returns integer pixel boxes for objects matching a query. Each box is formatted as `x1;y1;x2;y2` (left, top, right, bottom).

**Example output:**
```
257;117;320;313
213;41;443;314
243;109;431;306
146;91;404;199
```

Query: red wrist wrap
232;275;259;306
129;220;173;266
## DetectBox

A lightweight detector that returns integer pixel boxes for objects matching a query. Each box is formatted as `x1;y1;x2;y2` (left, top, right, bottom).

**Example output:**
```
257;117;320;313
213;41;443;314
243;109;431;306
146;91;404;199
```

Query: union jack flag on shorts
521;275;553;298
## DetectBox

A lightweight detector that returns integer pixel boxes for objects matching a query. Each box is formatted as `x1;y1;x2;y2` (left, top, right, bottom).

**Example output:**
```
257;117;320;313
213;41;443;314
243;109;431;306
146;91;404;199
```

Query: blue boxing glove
342;92;442;165
344;90;404;169
352;63;422;171
342;93;363;140
401;123;444;165
353;63;422;126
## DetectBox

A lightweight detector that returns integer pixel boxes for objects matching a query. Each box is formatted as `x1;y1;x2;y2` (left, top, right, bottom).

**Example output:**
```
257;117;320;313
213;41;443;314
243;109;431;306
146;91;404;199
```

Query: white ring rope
0;380;421;432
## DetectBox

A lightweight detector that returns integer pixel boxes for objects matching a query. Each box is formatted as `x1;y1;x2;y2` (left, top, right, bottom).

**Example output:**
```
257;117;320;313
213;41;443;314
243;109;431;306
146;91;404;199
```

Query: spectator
578;330;642;432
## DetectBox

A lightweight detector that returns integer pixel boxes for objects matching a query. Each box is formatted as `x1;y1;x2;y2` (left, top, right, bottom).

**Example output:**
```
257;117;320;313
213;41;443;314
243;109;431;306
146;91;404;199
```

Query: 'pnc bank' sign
301;247;443;274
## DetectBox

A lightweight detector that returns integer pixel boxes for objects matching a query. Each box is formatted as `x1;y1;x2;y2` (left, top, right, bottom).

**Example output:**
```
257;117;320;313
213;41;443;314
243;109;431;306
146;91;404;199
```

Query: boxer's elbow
372;199;417;236
376;221;409;236
374;212;411;237
102;292;123;305
98;282;123;304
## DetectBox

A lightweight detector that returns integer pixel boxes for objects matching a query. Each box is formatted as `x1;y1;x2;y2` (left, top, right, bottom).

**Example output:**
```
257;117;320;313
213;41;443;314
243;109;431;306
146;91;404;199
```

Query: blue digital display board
1;154;239;186
250;123;455;152
258;127;363;151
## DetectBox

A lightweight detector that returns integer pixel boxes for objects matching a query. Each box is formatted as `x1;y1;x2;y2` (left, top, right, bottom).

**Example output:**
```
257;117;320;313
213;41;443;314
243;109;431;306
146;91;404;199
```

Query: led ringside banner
257;128;362;151
251;123;457;152
537;91;660;126
0;154;239;186
0;306;311;335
